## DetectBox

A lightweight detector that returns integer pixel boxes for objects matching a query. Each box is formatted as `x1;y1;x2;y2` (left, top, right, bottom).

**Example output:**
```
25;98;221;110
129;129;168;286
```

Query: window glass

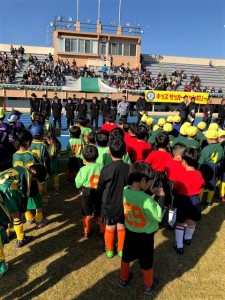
65;39;71;52
130;44;136;56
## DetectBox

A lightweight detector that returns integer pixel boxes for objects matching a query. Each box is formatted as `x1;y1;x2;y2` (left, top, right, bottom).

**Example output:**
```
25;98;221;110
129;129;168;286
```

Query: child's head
197;121;207;132
172;143;187;161
77;116;87;127
106;115;115;124
82;145;98;163
28;163;47;183
129;123;137;136
110;127;125;141
173;115;181;125
155;132;169;149
96;131;109;147
30;124;44;139
182;148;200;169
187;126;198;139
208;122;219;131
34;113;45;126
118;117;126;128
69;125;81;138
123;123;130;133
67;97;72;103
206;129;218;144
14;129;33;150
8;114;18;124
128;162;155;191
87;131;96;145
135;125;148;140
218;130;225;143
45;132;61;149
109;139;126;159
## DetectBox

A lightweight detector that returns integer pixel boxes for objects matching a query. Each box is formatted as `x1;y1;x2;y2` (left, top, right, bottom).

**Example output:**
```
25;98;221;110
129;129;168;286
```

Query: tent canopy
62;78;118;93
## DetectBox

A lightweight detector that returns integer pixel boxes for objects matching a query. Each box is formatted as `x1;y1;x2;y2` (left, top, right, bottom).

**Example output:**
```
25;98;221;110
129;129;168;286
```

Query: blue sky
1;0;225;58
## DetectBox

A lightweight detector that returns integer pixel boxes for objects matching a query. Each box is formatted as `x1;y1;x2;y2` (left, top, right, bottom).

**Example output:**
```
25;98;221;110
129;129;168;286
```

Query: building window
62;38;98;54
130;44;136;56
110;43;123;55
110;43;136;56
65;39;71;52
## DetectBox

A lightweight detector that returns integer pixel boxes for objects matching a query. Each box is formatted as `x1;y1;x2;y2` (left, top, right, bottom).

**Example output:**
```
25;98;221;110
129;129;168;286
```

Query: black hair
135;125;148;140
77;116;87;127
182;148;200;168
45;132;61;152
69;125;81;138
123;123;130;133
155;132;169;148
128;162;155;185
106;115;115;123
129;123;137;135
34;113;45;125
96;131;109;147
67;97;72;101
109;139;126;158
29;163;47;182
118;117;126;126
87;131;96;144
82;145;98;162
14;129;32;150
110;127;125;140
172;143;187;157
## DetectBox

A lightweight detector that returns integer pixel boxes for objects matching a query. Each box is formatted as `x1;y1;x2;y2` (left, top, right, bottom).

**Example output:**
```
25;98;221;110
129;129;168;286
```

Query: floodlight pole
118;0;122;26
76;0;79;22
97;0;101;24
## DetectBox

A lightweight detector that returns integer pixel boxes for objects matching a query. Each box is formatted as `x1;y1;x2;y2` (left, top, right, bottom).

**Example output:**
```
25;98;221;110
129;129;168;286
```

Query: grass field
1;159;225;300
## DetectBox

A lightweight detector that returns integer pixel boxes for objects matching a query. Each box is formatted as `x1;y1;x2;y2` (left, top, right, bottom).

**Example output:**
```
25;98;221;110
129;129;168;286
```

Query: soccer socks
95;216;105;234
0;260;8;276
117;228;126;252
0;237;5;262
83;217;91;234
35;211;43;223
220;182;225;199
25;210;34;221
199;189;204;201
13;220;24;241
104;228;115;251
120;261;130;281
142;268;153;287
206;190;214;204
184;225;196;240
53;175;59;189
175;225;185;248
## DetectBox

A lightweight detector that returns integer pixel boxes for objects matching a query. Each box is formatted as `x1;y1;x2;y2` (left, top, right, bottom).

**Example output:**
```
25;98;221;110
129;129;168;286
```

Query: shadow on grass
76;203;225;299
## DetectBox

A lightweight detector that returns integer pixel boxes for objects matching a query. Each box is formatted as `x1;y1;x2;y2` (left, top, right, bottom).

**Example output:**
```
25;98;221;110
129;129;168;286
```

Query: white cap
8;114;18;122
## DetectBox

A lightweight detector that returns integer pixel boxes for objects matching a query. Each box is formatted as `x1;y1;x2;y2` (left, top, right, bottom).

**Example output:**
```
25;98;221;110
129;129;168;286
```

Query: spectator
102;64;108;79
29;93;40;117
100;97;111;124
40;94;51;117
188;97;198;125
65;98;76;129
76;97;87;118
51;96;62;128
203;98;214;128
90;96;100;130
136;93;146;125
117;95;130;122
179;95;189;124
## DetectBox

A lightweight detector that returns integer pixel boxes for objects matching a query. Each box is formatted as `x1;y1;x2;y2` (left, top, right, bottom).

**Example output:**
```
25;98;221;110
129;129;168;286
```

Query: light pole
97;0;101;24
118;0;122;26
76;0;79;22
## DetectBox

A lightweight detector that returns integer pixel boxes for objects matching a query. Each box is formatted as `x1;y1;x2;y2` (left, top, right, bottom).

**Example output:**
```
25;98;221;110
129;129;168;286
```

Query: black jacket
51;102;62;119
100;102;111;116
189;103;198;117
90;102;100;117
77;103;87;117
218;105;225;119
40;99;51;116
179;101;189;119
136;97;146;113
30;98;40;114
65;103;76;119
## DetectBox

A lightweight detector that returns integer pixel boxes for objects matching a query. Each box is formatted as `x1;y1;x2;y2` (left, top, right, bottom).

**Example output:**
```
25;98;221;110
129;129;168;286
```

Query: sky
0;0;225;59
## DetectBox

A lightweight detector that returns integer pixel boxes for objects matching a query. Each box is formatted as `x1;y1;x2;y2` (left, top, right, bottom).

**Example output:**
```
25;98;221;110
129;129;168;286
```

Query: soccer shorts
101;214;125;226
82;188;101;217
199;163;218;191
67;157;83;173
175;194;201;223
0;189;22;214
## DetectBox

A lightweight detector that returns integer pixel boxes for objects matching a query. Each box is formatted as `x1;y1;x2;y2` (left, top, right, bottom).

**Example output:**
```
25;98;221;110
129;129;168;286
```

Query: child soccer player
218;130;225;201
75;145;103;239
108;128;131;164
198;129;224;206
0;195;10;276
97;139;129;258
66;125;84;182
0;164;47;248
76;116;92;145
118;162;162;295
100;115;117;133
87;131;96;146
95;131;110;165
173;148;205;254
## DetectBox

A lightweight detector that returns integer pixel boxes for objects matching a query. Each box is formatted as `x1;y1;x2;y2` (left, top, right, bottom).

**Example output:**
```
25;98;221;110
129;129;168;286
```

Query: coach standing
40;94;51;117
51;96;62;128
179;95;189;124
136;93;146;125
29;93;40;120
117;95;130;122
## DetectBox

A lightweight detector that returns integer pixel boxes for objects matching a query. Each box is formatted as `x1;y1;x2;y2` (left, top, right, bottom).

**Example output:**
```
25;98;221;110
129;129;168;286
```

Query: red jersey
174;169;205;196
165;159;185;182
145;150;172;172
127;140;152;162
100;123;117;133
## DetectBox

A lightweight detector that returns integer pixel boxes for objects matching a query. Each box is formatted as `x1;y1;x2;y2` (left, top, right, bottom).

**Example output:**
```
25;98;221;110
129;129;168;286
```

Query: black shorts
122;228;154;270
175;194;201;223
82;188;101;217
101;214;125;226
199;163;218;191
67;157;83;173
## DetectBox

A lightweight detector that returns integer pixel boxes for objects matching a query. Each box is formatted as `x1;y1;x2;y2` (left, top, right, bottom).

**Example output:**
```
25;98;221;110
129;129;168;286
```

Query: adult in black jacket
51;96;62;128
100;97;111;124
218;99;225;128
179;95;189;124
76;97;87;118
136;93;146;125
29;93;40;117
90;96;100;130
65;97;76;129
188;96;198;125
203;98;214;127
40;94;51;117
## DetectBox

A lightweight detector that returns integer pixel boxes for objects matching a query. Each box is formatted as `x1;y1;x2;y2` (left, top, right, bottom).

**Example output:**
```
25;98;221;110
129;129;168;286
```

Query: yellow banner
145;91;208;104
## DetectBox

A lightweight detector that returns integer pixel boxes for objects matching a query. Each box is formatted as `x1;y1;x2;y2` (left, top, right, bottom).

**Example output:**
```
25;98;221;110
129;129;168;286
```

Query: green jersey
80;127;92;144
29;140;51;166
183;138;200;150
148;128;163;145
44;120;53;134
47;144;61;159
106;151;131;165
123;186;162;234
172;135;187;147
13;150;41;168
198;143;224;165
67;138;84;158
96;146;111;165
75;162;103;189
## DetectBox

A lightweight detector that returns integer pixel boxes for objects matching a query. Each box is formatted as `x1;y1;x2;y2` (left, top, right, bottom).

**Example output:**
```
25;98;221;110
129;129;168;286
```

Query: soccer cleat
118;272;133;288
183;239;191;246
206;202;212;207
82;231;90;240
144;279;159;295
222;197;225;202
26;218;35;226
117;250;123;258
173;242;184;255
105;248;114;258
16;236;32;248
36;218;49;229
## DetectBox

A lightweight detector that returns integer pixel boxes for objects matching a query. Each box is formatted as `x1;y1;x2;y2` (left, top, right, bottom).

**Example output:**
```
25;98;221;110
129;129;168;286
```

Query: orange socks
120;261;130;281
104;228;115;251
142;268;153;287
117;228;126;252
83;217;91;234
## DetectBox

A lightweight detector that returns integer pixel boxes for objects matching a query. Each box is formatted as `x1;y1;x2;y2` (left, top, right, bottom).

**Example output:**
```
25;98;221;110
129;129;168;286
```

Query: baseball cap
197;121;207;131
208;123;219;131
173;115;181;123
30;124;44;137
163;123;173;133
8;114;18;122
146;117;154;126
153;124;159;131
141;115;148;123
206;129;219;139
180;124;188;136
167;116;174;123
0;108;5;118
183;122;191;128
218;130;225;138
157;118;166;127
187;126;198;137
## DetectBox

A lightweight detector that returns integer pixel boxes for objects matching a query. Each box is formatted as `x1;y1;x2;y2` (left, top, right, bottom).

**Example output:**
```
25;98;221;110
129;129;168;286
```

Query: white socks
175;225;185;248
184;225;196;240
